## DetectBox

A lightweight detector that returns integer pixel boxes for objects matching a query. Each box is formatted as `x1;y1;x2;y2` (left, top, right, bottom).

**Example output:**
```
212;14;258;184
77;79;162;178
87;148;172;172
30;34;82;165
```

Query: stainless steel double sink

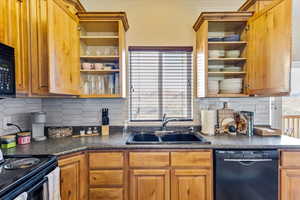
126;132;210;145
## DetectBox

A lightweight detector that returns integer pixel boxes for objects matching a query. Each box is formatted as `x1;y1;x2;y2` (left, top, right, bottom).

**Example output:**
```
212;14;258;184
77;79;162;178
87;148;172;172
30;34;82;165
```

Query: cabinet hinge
245;25;250;31
77;26;81;31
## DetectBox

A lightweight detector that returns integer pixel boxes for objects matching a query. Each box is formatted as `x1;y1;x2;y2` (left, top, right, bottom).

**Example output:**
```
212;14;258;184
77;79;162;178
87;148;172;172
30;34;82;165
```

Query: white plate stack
208;65;224;72
222;65;242;72
208;80;219;95
220;78;243;94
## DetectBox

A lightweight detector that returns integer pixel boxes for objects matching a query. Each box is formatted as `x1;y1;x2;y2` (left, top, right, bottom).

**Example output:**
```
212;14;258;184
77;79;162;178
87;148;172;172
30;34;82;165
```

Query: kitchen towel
44;167;61;200
201;110;217;135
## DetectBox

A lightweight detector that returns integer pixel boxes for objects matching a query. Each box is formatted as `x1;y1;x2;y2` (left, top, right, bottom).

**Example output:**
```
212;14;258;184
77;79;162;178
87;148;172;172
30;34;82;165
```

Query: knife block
101;125;109;136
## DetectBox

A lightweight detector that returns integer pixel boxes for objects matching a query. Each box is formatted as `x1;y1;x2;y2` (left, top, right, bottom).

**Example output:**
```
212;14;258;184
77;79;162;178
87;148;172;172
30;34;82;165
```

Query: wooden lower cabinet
89;188;123;200
130;169;170;200
281;169;300;200
171;169;212;200
58;153;88;200
128;151;212;200
280;150;300;200
59;150;212;200
88;152;126;200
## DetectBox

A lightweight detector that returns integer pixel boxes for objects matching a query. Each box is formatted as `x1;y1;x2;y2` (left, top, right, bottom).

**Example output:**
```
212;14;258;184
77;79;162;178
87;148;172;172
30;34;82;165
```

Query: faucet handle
162;113;167;121
188;127;194;132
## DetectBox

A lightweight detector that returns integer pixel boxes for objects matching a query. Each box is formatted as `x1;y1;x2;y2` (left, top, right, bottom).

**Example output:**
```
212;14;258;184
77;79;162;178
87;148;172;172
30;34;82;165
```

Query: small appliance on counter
0;154;58;200
0;43;16;98
31;112;47;141
101;108;110;136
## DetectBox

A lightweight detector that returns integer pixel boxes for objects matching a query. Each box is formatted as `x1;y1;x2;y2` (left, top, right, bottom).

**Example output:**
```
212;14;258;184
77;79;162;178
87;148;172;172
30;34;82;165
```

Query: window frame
128;46;193;122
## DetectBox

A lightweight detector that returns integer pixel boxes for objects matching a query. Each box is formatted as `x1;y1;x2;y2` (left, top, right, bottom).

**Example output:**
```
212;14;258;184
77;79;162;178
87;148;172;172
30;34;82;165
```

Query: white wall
81;0;299;61
80;0;245;47
293;0;300;61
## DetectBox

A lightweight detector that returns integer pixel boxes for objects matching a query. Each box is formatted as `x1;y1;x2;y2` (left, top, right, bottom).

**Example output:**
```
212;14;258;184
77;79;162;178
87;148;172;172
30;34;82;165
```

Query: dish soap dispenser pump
101;108;110;136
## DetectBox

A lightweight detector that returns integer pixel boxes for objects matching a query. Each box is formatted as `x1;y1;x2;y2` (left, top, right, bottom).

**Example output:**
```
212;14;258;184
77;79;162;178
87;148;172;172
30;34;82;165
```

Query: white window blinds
129;47;193;121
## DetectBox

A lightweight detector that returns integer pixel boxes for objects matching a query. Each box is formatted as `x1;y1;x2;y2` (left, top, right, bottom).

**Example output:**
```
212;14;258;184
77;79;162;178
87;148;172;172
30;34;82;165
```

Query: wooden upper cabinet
29;0;50;95
193;12;253;98
77;12;129;98
47;0;80;95
247;0;292;95
0;0;29;95
130;169;170;200
59;153;88;200
193;0;292;97
238;0;274;12
171;169;212;200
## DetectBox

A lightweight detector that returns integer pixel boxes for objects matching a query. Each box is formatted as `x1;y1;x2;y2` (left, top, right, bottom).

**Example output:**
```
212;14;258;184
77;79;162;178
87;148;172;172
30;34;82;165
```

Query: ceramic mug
94;63;104;70
82;63;93;70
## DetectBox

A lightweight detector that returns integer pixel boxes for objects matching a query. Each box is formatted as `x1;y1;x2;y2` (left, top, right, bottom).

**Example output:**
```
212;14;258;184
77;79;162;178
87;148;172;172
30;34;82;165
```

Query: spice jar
17;132;31;145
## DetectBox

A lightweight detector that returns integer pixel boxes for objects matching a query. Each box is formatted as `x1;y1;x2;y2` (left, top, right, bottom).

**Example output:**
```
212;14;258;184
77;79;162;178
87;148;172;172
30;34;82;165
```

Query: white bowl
225;50;240;58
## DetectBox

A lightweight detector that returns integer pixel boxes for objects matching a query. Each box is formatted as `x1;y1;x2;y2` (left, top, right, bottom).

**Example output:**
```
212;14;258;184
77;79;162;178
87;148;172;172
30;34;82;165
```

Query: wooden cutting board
254;127;281;136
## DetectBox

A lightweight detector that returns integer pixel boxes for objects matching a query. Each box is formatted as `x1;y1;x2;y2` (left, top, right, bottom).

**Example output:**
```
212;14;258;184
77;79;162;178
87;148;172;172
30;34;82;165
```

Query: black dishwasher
215;150;278;200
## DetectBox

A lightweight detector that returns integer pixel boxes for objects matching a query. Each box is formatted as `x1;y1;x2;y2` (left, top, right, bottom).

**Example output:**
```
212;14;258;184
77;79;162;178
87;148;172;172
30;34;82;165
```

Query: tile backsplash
43;97;270;127
42;98;127;127
0;97;270;136
0;98;42;136
196;97;270;125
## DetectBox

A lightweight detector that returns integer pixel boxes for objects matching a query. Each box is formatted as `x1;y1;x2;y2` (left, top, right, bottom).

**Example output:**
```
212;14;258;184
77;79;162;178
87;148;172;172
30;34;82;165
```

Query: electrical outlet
2;116;12;130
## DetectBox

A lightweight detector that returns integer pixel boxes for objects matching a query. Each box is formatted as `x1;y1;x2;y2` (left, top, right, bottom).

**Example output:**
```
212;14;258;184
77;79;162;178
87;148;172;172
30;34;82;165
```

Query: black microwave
0;42;15;97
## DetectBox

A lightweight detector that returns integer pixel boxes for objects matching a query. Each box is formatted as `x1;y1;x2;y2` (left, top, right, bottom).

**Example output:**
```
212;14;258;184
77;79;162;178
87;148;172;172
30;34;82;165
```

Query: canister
0;135;16;149
17;132;31;145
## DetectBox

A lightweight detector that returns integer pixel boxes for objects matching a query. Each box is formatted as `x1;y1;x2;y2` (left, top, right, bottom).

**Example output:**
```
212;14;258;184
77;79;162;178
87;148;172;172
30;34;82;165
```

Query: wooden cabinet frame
58;152;88;200
193;0;292;97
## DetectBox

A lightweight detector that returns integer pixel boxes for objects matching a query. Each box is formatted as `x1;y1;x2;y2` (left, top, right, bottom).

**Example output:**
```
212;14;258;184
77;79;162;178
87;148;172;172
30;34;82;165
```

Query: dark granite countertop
3;132;300;156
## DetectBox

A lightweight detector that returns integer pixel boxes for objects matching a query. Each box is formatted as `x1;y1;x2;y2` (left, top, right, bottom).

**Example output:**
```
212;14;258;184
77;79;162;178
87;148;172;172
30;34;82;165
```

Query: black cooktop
0;155;57;197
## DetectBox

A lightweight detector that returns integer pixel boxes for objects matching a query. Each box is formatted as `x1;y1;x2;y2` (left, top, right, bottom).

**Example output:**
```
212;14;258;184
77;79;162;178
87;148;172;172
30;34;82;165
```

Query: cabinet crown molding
238;0;274;11
193;12;253;32
63;0;86;12
78;12;130;31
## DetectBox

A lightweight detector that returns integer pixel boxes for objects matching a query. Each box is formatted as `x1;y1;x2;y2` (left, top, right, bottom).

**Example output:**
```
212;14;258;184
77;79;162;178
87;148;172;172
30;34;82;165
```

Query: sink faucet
161;114;179;131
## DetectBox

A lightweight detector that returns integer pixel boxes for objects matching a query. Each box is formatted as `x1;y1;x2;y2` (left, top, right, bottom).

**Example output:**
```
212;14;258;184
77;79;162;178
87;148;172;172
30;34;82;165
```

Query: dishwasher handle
224;159;273;162
224;159;273;167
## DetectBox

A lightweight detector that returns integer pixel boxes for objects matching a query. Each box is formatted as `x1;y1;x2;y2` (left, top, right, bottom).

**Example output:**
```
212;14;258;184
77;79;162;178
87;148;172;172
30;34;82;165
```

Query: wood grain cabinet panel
29;0;50;95
247;0;292;95
171;152;212;168
14;0;30;95
47;0;80;95
171;169;212;200
281;169;300;200
130;169;170;200
129;152;170;168
89;152;124;169
90;170;123;186
58;154;88;200
281;151;300;167
0;0;29;95
89;188;123;200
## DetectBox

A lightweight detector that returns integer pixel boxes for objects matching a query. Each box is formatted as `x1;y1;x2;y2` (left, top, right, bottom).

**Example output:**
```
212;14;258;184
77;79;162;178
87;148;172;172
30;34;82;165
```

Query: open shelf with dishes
78;12;129;98
193;12;253;97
